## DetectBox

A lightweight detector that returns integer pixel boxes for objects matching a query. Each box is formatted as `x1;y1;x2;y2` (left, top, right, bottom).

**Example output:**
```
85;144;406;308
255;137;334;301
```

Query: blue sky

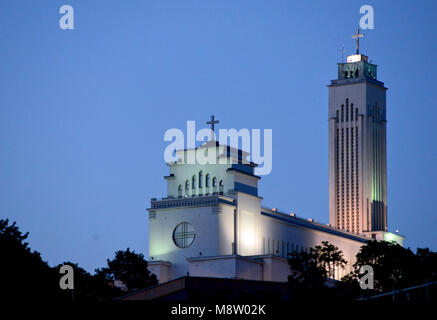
1;0;436;272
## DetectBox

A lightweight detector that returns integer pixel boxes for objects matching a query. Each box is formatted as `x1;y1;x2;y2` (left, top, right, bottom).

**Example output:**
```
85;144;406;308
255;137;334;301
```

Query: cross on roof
352;28;365;55
206;115;219;141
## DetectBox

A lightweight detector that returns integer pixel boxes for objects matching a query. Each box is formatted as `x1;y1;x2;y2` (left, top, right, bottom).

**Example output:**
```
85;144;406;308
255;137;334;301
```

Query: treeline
288;240;437;301
0;219;157;300
2;218;436;301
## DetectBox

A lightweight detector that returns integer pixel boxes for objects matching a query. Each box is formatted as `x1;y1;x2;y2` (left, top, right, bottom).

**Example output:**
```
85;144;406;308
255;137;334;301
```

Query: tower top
330;29;381;84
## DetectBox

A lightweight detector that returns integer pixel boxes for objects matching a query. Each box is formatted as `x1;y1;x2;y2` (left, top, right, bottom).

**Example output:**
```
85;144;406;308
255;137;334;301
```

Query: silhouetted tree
416;248;437;283
316;241;347;279
288;248;326;289
56;262;122;300
0;219;59;299
96;248;157;292
288;241;347;300
342;240;425;293
1;219;124;300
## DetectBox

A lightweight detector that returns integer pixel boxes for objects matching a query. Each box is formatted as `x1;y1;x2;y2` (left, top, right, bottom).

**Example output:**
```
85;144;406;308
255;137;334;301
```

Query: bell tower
328;30;388;234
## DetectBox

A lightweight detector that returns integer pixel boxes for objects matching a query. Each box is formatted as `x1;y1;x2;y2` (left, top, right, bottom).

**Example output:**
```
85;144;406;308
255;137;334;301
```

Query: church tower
328;29;387;234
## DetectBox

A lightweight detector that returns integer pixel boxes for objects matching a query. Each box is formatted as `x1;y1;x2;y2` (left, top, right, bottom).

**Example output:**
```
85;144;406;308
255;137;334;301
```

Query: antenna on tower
338;44;345;62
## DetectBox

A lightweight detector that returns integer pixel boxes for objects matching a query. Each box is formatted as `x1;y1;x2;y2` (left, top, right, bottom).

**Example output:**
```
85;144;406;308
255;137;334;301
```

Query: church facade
147;41;404;284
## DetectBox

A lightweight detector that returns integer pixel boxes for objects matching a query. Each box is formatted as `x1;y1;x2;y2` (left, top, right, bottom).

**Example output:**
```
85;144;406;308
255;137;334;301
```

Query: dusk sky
1;0;436;272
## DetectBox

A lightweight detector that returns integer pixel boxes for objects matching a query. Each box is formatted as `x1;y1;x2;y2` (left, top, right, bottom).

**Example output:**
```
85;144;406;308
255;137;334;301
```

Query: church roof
177;140;258;167
261;208;369;243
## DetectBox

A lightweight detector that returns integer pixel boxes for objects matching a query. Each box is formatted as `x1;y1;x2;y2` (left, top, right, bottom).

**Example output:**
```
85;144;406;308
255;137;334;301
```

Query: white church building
147;41;404;284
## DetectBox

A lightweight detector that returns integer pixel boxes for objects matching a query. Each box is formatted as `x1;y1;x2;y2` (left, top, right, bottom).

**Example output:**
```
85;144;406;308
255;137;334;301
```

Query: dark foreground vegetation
1;218;435;301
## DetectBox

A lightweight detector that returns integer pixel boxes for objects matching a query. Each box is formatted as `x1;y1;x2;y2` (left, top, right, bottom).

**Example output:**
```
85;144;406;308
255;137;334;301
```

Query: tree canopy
288;241;347;300
0;218;59;299
288;239;437;301
344;240;437;293
96;248;157;292
1;219;155;300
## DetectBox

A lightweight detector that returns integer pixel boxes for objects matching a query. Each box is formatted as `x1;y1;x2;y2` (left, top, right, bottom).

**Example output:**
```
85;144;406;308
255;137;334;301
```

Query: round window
172;222;196;248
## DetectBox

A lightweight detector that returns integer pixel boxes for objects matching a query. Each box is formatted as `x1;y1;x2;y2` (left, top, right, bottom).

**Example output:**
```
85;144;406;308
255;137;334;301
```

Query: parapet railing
150;195;229;209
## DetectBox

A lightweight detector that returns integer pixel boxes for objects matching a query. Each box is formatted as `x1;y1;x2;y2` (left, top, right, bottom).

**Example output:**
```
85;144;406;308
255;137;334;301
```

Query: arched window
178;185;182;198
192;175;196;189
185;180;189;190
219;180;224;194
205;174;210;188
212;177;217;187
198;171;203;188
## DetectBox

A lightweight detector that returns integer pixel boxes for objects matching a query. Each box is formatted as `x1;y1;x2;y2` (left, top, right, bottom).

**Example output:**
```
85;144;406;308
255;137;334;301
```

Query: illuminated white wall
149;205;220;280
259;210;366;279
236;192;262;256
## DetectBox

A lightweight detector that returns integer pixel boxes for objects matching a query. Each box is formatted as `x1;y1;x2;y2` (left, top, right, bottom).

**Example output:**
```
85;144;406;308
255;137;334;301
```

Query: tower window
346;104;349;122
345;99;349;121
341;105;344;122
